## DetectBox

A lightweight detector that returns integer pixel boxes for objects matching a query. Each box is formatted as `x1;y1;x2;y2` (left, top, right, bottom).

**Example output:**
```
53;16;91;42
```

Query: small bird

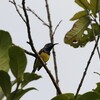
32;43;58;72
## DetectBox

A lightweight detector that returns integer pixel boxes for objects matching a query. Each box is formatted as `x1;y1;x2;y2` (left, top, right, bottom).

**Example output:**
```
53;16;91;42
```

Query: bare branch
52;20;62;39
22;0;35;52
94;72;100;76
45;0;53;38
22;0;62;94
24;49;36;57
74;35;100;99
9;0;26;23
27;7;49;27
45;0;60;95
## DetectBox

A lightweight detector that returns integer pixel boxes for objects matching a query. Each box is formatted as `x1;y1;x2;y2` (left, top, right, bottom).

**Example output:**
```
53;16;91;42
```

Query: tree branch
24;49;36;57
74;35;100;99
94;72;100;76
27;7;49;27
22;0;62;95
45;0;60;95
9;0;26;23
52;20;62;40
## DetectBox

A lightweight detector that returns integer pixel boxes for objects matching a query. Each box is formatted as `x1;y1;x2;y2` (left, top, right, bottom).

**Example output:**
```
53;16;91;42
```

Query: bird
32;43;58;72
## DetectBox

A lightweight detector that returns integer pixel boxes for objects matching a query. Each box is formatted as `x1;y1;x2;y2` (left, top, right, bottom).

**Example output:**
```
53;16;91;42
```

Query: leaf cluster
0;30;41;100
64;0;100;48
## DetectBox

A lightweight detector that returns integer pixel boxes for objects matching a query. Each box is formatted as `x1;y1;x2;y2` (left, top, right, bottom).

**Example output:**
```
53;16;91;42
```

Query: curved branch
74;35;100;99
22;0;62;95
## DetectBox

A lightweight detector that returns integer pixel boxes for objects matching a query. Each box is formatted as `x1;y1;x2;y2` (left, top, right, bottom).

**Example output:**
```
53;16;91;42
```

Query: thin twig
94;72;100;76
45;0;53;38
9;0;26;23
24;49;36;57
22;0;35;52
74;35;100;99
22;0;62;94
51;20;62;40
45;0;60;95
27;7;49;27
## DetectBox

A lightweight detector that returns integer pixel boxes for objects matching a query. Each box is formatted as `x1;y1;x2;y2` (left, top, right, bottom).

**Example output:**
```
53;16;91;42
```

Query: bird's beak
53;43;59;46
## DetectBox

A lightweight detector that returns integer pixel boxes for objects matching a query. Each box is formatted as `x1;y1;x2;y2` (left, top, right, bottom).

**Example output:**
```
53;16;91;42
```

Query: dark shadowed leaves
7;88;35;100
93;82;100;95
77;92;100;100
51;93;74;100
0;71;11;97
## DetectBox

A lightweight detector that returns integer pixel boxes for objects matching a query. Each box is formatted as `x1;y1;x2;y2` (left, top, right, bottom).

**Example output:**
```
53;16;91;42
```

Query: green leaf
93;82;100;95
0;71;11;97
7;88;35;100
0;87;4;100
77;92;100;100
0;30;12;72
70;11;88;21
64;17;90;48
85;23;100;42
92;23;100;35
86;28;95;41
9;46;27;81
98;0;100;11
51;93;74;100
90;0;98;17
21;72;41;88
75;0;90;10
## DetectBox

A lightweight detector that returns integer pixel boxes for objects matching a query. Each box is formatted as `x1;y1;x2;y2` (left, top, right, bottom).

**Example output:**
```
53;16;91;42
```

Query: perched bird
32;43;58;72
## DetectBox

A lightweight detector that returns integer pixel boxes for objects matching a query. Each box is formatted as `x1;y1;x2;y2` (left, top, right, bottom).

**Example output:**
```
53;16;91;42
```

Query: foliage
0;30;12;71
64;0;100;48
52;83;100;100
51;93;74;100
0;30;41;99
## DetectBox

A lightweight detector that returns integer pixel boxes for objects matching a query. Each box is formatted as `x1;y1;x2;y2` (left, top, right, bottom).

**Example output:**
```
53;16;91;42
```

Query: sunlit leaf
77;92;100;100
0;71;11;97
7;88;35;100
75;0;90;10
70;10;88;21
64;17;90;48
0;30;12;72
51;93;74;100
90;0;98;17
21;72;41;88
9;46;27;81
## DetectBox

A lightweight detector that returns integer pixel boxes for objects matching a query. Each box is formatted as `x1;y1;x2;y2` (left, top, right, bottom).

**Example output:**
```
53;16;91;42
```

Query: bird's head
43;43;58;52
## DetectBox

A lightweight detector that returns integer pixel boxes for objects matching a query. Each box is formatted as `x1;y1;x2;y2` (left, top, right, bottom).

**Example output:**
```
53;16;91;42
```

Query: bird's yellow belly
40;52;50;62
